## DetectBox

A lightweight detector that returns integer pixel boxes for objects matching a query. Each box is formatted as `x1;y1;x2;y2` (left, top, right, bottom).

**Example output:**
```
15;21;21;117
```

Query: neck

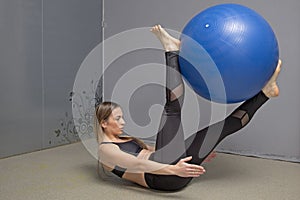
103;133;119;142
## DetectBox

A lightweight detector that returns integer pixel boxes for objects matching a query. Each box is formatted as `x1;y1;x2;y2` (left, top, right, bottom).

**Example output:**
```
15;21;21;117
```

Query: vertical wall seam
102;0;105;101
41;0;45;149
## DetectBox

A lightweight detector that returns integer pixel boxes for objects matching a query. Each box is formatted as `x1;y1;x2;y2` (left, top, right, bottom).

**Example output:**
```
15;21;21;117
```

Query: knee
231;110;250;127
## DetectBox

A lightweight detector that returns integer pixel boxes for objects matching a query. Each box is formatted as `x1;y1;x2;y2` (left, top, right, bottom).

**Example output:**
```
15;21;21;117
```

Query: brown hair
94;101;148;149
95;102;149;178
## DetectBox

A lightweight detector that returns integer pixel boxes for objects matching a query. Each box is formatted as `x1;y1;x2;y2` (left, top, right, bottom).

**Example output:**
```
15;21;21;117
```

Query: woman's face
102;107;125;136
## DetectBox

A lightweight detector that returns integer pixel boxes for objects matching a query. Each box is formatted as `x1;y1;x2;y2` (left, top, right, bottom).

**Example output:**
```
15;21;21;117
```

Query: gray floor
0;142;299;200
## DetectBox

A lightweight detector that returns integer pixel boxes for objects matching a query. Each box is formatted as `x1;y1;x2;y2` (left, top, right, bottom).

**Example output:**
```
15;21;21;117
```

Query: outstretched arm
99;144;205;177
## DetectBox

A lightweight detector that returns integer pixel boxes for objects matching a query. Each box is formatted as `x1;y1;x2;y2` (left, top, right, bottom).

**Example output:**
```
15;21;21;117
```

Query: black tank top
100;140;143;177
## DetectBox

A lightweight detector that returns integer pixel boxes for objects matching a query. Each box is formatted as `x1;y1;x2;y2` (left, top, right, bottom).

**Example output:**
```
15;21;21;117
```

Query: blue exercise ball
179;4;279;103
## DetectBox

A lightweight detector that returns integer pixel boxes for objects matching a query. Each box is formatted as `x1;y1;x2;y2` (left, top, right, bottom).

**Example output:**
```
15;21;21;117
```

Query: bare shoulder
99;142;119;153
98;143;121;167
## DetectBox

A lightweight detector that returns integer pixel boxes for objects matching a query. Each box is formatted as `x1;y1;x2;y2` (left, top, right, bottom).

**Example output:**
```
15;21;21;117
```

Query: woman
95;25;282;191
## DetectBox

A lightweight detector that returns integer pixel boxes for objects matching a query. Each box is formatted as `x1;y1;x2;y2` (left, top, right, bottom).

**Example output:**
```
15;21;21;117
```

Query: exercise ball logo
72;27;227;171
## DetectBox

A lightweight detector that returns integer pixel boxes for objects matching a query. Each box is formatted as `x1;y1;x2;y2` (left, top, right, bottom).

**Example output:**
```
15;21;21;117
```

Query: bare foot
262;59;282;98
150;24;180;51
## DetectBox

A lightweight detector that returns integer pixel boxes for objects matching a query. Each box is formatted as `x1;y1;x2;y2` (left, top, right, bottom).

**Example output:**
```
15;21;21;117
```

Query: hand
174;156;206;178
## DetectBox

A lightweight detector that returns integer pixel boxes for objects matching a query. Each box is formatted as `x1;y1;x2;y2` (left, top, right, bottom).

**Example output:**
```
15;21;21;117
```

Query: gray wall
103;0;300;162
1;0;299;162
0;0;101;158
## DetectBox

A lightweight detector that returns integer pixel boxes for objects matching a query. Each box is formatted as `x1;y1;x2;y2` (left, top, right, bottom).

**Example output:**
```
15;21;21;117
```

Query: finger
187;167;206;173
187;167;205;174
188;164;205;171
188;171;204;177
195;168;205;173
181;156;193;162
188;170;205;176
190;167;205;172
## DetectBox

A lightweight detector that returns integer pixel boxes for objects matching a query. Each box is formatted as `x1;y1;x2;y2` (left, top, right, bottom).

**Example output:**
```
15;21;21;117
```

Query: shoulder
99;142;120;153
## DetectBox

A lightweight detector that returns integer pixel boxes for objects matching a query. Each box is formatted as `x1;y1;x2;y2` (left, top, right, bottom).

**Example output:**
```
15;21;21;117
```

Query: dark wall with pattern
0;0;101;158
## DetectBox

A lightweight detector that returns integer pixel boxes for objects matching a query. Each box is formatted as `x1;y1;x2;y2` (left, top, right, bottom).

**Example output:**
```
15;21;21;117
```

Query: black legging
144;51;269;191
